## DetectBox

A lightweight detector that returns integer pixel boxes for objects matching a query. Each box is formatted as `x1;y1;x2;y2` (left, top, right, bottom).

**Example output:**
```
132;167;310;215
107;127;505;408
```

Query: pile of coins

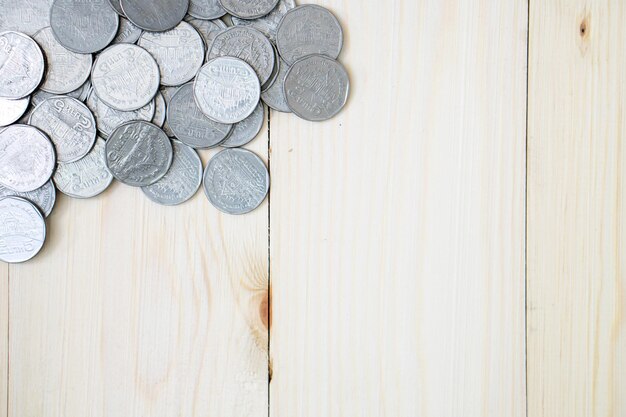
0;0;350;263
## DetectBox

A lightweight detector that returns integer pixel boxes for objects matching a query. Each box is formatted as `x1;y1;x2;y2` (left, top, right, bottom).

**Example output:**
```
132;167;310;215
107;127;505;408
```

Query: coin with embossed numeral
203;148;269;215
29;96;97;163
232;0;295;42
284;54;349;122
276;4;343;65
0;31;45;99
86;89;155;138
121;0;189;32
50;0;119;54
194;57;260;124
169;82;232;149
261;57;291;113
0;196;46;263
142;140;202;206
105;121;173;187
218;0;279;19
0;96;29;127
221;102;264;148
0;180;56;217
0;0;54;35
189;0;226;20
54;137;113;198
113;17;142;44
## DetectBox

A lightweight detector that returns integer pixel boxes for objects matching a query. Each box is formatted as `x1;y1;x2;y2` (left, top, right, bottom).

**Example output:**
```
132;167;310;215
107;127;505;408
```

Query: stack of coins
0;0;350;263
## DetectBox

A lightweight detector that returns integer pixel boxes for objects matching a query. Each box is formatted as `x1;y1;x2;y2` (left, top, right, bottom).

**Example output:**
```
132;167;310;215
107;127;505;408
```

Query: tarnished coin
169;83;232;148
142;140;202;206
86;89;155;138
0;32;45;99
0;0;54;35
284;55;349;121
194;57;260;124
0;180;56;217
221;102;264;148
54;137;113;198
50;0;119;54
113;17;142;44
218;0;279;19
121;0;189;32
261;57;291;112
160;85;179;137
0;96;29;127
138;22;204;87
232;0;295;42
29;96;97;163
0;196;46;263
105;121;173;187
189;0;226;20
276;5;343;65
208;26;275;85
107;0;125;16
33;27;93;94
203;148;269;214
151;92;166;127
185;18;226;52
91;44;160;111
0;125;56;192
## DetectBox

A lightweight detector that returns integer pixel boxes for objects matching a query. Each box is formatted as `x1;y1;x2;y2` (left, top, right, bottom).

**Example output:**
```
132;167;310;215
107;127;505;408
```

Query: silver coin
160;85;179;137
91;44;160;111
0;96;29;127
54;137;113;198
0;180;56;217
138;22;204;87
185;18;226;52
188;0;226;20
142;140;201;206
208;26;275;85
0;196;46;263
231;0;295;42
221;102;264;148
50;0;119;54
29;96;97;163
261;57;291;112
33;27;93;94
105;121;173;187
0;0;54;36
261;41;280;90
86;89;155;138
0;31;45;99
76;79;92;102
107;0;125;16
203;148;269;214
195;57;260;124
276;4;343;65
0;125;56;192
151;92;166;127
218;0;279;19
284;54;349;121
169;83;232;148
19;89;82;123
113;17;142;44
121;0;189;32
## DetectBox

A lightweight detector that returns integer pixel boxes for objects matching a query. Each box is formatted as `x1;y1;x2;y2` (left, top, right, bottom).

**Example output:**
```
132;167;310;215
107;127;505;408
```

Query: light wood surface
269;0;527;416
1;264;6;417
527;1;626;416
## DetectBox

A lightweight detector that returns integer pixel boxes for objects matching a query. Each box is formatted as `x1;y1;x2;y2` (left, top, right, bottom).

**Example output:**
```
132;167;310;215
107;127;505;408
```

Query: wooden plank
7;136;269;416
527;1;626;416
0;263;6;417
269;1;527;416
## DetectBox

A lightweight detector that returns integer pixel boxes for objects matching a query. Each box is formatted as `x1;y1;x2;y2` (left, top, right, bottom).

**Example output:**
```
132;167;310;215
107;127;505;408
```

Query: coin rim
0;195;47;263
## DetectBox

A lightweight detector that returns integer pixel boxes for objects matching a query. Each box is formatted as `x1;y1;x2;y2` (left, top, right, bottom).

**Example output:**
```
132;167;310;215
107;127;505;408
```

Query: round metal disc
0;196;46;263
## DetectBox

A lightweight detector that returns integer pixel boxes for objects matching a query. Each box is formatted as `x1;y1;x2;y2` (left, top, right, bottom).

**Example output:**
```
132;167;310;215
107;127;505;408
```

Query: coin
138;22;204;87
208;26;275;86
76;79;92;102
0;196;46;263
168;83;232;148
91;44;160;111
0;32;45;99
113;17;142;44
0;96;29;127
0;180;56;217
105;121;173;187
262;42;281;90
142;140;202;206
194;57;260;124
34;27;93;94
50;0;119;54
261;57;291;113
0;0;54;35
151;92;166;127
121;0;189;32
107;0;125;16
29;96;97;163
189;0;226;20
218;0;279;19
185;18;226;51
284;54;349;121
159;85;179;137
276;4;343;65
54;137;113;198
221;102;264;148
203;148;269;214
86;89;155;138
0;125;56;192
231;0;295;42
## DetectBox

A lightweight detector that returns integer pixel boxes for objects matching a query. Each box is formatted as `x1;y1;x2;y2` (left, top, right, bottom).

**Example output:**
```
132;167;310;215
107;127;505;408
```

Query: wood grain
1;263;6;417
7;135;269;416
269;1;527;416
527;1;626;416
